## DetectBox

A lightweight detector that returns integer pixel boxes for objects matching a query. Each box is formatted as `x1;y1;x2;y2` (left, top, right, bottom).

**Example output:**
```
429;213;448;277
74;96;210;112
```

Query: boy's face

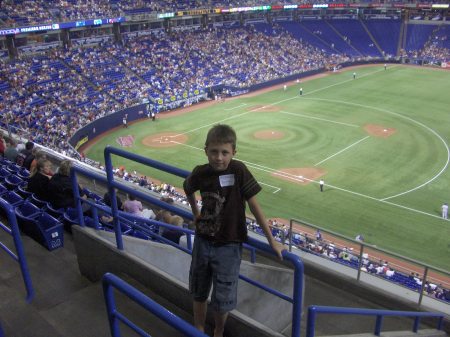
205;142;236;172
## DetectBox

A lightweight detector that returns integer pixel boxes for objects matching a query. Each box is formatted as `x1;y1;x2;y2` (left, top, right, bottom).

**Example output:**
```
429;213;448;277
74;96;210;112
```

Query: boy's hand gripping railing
102;272;209;337
0;198;34;302
306;305;445;337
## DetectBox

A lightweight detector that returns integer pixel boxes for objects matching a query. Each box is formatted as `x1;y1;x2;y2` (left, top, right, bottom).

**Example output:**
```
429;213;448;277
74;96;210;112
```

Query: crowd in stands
1;0;449;27
247;217;450;302
1;25;347;156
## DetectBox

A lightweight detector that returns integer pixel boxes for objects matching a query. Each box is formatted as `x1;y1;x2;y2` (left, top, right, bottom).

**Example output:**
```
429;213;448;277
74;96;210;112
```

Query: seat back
4;174;23;190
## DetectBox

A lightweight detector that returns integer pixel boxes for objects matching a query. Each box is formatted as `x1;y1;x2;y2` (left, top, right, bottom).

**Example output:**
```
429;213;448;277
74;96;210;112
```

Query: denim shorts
189;236;242;313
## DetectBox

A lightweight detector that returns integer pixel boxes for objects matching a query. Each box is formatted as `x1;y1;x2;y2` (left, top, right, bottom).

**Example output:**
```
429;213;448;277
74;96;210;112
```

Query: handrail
306;305;445;337
287;218;450;306
72;146;306;337
102;272;209;337
0;198;34;302
103;146;192;250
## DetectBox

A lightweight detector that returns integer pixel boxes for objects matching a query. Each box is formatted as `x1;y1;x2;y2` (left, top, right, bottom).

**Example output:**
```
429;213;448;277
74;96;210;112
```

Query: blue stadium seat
46;202;65;220
0;168;11;182
0;191;24;208
29;194;48;209
16;183;32;198
6;163;21;174
63;207;100;231
0;183;7;196
25;212;64;251
4;174;23;190
17;167;30;180
15;201;42;230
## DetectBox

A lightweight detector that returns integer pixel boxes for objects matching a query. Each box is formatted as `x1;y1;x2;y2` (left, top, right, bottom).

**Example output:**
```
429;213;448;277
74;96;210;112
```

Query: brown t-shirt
183;159;261;243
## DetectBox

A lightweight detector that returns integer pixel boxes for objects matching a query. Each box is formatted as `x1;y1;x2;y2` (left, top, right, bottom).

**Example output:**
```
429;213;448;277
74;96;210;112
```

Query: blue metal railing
69;146;305;336
102;272;209;337
103;146;192;250
306;305;445;337
0;198;34;302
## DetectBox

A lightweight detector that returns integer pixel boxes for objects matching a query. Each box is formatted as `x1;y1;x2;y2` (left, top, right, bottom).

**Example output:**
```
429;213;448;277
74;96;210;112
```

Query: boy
183;124;284;337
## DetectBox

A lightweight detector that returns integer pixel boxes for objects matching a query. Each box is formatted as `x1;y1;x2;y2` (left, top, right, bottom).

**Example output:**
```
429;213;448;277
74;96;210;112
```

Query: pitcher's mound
272;167;326;185
364;124;396;138
142;132;188;148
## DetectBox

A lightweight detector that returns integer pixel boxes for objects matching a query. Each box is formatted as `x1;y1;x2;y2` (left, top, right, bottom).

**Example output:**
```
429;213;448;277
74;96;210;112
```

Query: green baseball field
84;65;450;271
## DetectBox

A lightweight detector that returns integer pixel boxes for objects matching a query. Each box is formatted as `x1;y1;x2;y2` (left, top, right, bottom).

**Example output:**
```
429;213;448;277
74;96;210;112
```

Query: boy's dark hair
205;124;237;150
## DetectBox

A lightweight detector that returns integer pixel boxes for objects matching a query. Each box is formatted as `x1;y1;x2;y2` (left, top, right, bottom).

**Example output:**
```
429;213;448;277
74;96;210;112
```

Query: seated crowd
247;218;450;302
1;0;448;27
1;25;346;156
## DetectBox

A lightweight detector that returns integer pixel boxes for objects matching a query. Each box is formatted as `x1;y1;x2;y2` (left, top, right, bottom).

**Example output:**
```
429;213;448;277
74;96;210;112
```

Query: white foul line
304;97;450;201
172;67;388;138
314;136;370;166
224;103;247;111
280;110;359;128
169;65;448;220
259;182;281;194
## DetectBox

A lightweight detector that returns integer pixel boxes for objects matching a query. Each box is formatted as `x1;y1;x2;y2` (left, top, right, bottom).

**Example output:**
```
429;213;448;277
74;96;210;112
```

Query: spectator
123;194;143;216
29;150;48;175
23;145;37;170
103;190;123;210
16;141;34;167
161;215;185;244
4;139;18;163
48;159;87;210
27;158;52;201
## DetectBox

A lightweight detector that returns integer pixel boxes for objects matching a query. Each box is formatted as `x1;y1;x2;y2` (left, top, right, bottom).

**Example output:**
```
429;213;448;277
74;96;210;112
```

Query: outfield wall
69;103;149;152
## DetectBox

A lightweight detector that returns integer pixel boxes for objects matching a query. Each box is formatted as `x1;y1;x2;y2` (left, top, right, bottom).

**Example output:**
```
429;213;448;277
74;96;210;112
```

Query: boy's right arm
186;193;200;220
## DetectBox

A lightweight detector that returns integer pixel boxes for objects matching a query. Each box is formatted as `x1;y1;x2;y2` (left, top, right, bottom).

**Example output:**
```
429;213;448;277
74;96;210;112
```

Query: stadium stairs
358;19;385;57
398;19;407;56
325;20;363;57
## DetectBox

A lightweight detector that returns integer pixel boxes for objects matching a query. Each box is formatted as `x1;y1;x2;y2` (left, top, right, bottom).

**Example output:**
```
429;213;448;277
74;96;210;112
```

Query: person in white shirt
442;203;448;219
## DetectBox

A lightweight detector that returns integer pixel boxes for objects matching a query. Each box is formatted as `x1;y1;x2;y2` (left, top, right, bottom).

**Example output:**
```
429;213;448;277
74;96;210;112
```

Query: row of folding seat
0;158;184;251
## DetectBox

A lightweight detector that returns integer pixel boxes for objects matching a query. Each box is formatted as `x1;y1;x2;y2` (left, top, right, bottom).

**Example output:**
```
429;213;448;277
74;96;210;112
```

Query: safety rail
69;146;305;337
70;166;256;258
102;272;209;337
306;305;445;337
286;218;450;306
0;198;34;302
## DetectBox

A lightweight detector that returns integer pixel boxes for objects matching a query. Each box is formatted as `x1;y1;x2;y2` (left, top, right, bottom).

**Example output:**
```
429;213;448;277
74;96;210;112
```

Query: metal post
104;147;124;250
374;315;383;336
418;266;428;306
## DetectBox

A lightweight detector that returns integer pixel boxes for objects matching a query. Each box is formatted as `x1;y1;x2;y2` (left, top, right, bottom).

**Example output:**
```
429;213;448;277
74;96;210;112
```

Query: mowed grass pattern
85;65;450;269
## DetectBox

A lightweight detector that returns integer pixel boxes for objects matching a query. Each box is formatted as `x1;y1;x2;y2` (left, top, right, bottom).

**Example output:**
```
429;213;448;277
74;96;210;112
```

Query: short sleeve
183;166;200;195
239;162;261;200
